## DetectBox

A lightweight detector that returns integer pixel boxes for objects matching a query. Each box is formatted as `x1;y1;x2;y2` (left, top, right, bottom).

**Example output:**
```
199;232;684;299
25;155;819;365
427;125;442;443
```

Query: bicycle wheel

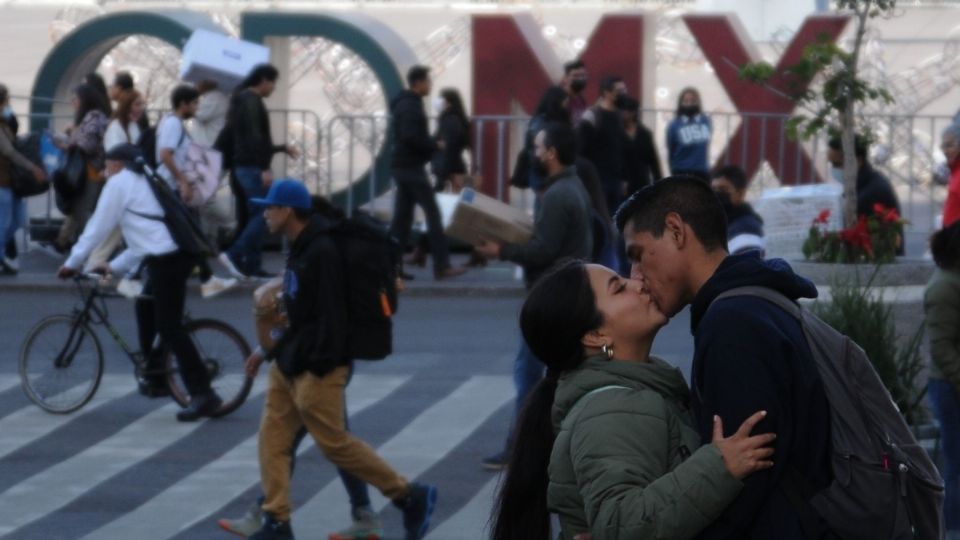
164;319;253;417
19;315;104;414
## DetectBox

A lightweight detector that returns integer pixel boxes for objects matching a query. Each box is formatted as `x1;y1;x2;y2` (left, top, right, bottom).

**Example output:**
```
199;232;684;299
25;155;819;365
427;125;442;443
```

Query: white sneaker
201;275;239;299
217;500;262;537
116;278;144;299
218;252;248;280
3;256;19;272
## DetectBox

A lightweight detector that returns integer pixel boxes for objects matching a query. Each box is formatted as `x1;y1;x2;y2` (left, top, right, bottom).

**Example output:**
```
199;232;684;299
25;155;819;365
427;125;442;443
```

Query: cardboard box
180;29;270;90
444;189;533;246
754;182;844;259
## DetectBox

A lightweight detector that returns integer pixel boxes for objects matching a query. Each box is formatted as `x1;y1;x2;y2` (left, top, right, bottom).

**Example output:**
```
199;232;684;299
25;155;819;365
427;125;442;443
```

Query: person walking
925;221;960;537
618;95;663;194
0;84;46;275
666;87;712;182
475;122;594;470
577;75;628;213
387;65;466;281
58;143;223;421
430;88;470;192
242;179;438;540
219;64;300;279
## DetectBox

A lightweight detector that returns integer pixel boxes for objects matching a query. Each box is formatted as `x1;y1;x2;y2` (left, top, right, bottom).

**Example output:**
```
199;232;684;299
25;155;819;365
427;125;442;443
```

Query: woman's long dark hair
440;88;472;148
83;73;112;116
535;86;570;125
113;90;142;134
74;83;107;126
491;260;603;540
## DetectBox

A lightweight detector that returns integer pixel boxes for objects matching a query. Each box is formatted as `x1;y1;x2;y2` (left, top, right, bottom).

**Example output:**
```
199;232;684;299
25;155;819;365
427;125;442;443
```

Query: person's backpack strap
709;285;802;320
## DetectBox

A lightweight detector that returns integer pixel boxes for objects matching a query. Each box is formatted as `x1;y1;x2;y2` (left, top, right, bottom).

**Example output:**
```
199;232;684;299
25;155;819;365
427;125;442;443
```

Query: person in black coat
711;165;765;257
430;88;470;192
618;95;663;195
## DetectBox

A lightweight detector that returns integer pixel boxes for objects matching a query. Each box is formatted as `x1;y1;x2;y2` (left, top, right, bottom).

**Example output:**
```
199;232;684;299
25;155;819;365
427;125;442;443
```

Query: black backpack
332;212;400;361
129;161;215;257
710;287;945;540
10;133;49;198
138;125;158;169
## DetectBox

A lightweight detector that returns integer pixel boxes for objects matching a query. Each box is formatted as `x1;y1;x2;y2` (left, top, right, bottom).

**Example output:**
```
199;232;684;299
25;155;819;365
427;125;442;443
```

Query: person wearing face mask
475;122;594;470
711;165;765;257
578;75;629;213
666;87;712;182
562;60;589;125
618;95;663;194
939;123;960;227
826;135;903;254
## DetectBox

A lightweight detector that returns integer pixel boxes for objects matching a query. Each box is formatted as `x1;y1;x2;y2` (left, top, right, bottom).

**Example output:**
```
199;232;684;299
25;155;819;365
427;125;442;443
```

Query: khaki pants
259;363;408;521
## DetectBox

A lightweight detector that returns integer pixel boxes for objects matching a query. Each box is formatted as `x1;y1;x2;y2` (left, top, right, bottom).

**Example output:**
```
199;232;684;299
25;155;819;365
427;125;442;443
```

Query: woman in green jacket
490;260;776;540
926;221;960;534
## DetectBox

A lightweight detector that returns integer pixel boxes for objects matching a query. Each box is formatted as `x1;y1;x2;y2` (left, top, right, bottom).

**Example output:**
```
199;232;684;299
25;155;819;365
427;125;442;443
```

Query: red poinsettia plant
803;204;906;264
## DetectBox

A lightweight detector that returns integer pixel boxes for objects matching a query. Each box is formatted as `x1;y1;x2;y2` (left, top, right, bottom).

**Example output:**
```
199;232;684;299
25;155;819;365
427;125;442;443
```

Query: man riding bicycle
58;143;222;422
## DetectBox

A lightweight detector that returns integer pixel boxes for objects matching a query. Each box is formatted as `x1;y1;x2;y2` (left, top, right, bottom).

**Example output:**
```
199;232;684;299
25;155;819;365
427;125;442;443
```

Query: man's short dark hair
614;176;729;252
712;164;749;191
113;71;134;91
542;122;577;167
171;84;200;109
564;60;585;74
243;64;280;88
828;134;868;160
407;65;430;87
599;75;623;94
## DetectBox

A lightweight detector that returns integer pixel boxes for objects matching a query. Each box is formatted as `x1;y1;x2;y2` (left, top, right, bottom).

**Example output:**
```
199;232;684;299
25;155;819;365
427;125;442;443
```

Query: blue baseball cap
251;179;312;210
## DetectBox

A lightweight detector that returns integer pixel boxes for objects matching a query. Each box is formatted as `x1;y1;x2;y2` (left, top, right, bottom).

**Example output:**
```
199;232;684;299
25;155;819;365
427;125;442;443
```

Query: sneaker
175;391;223;422
116;278;144;299
218;500;263;538
481;450;508;471
201;275;239;299
328;506;383;540
395;483;437;540
3;256;19;272
219;252;249;280
248;514;294;540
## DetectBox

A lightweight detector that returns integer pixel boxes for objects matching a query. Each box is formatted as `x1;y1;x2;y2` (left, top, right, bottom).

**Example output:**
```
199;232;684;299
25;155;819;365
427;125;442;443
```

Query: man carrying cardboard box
475;122;594;469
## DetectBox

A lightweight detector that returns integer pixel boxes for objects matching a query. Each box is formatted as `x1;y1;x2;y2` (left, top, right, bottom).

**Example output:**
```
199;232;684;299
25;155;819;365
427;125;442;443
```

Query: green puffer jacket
548;355;742;540
926;268;960;389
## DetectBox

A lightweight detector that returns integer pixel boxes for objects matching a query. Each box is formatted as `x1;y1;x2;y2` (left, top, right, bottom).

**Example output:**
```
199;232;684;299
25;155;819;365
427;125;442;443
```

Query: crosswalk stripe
0;376;22;394
0;375;136;461
294;375;514;538
79;374;410;540
427;476;499;539
0;375;264;537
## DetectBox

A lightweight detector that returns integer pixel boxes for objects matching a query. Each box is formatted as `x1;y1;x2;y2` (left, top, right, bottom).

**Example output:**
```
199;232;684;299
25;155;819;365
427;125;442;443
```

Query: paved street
0;287;695;540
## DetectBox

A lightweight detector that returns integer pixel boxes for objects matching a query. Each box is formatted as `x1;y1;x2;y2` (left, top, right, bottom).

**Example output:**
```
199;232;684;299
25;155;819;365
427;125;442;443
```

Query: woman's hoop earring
602;343;614;360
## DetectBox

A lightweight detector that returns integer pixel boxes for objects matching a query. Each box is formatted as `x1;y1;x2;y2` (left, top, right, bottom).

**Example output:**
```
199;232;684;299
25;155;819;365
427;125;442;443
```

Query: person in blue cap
241;179;438;540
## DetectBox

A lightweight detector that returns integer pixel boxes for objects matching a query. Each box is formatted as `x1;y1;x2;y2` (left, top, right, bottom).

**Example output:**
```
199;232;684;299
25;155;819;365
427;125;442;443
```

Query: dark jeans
388;168;450;272
135;251;212;397
257;363;371;513
227;167;268;274
930;378;960;531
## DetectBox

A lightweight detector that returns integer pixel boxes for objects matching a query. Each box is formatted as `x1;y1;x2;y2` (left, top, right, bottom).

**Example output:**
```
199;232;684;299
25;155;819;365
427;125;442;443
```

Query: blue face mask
830;167;844;183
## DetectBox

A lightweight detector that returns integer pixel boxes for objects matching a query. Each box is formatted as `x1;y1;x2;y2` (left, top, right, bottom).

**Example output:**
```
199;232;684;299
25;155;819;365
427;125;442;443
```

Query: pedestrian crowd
0;52;957;540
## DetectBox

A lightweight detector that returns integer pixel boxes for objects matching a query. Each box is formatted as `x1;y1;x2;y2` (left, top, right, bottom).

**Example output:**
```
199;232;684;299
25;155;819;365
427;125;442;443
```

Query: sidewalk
0;247;528;298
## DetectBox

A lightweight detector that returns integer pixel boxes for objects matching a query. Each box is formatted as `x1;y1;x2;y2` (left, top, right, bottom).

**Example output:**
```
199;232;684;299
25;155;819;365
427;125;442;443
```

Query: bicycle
19;274;253;416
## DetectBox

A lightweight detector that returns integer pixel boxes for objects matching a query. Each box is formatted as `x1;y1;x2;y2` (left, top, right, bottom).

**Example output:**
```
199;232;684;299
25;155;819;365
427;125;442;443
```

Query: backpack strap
709;286;802;320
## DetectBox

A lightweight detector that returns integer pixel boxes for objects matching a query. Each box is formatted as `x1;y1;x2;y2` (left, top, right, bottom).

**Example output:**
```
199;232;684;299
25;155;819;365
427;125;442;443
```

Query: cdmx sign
31;9;847;206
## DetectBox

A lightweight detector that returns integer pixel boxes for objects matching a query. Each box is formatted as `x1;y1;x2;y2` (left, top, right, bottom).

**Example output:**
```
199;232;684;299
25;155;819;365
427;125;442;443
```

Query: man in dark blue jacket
615;177;834;539
388;65;466;281
711;165;765;257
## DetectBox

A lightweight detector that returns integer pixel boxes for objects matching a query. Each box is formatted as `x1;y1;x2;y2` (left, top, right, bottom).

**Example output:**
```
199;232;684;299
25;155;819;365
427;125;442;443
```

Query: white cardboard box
180;30;270;90
754;182;844;259
444;189;533;246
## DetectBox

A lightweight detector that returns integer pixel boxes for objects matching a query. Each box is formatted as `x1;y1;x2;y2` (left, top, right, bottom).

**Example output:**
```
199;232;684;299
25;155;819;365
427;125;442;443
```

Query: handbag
10;133;49;198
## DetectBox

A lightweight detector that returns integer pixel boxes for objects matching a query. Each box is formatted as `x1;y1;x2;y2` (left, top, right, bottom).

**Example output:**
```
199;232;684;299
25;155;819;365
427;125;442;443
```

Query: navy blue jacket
666;113;712;174
390;90;438;171
691;254;834;539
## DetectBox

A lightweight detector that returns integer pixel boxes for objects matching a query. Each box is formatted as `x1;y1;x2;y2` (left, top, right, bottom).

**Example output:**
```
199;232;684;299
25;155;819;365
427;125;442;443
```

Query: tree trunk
841;3;871;229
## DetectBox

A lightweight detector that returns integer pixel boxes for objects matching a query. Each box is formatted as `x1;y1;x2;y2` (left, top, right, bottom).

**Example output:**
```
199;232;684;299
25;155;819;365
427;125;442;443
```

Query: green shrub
811;269;928;425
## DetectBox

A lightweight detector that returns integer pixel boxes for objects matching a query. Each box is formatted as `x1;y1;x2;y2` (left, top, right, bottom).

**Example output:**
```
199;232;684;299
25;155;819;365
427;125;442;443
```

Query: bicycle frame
59;279;139;367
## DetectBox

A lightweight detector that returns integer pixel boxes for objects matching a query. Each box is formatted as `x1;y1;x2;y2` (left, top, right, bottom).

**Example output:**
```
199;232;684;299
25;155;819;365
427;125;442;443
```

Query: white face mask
432;97;445;115
830;167;844;183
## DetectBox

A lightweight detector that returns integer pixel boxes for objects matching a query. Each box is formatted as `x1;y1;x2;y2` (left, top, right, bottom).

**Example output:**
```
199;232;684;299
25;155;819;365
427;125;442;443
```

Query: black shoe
395;483;438;540
0;261;16;276
248;514;294;540
137;381;171;399
175;391;222;422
